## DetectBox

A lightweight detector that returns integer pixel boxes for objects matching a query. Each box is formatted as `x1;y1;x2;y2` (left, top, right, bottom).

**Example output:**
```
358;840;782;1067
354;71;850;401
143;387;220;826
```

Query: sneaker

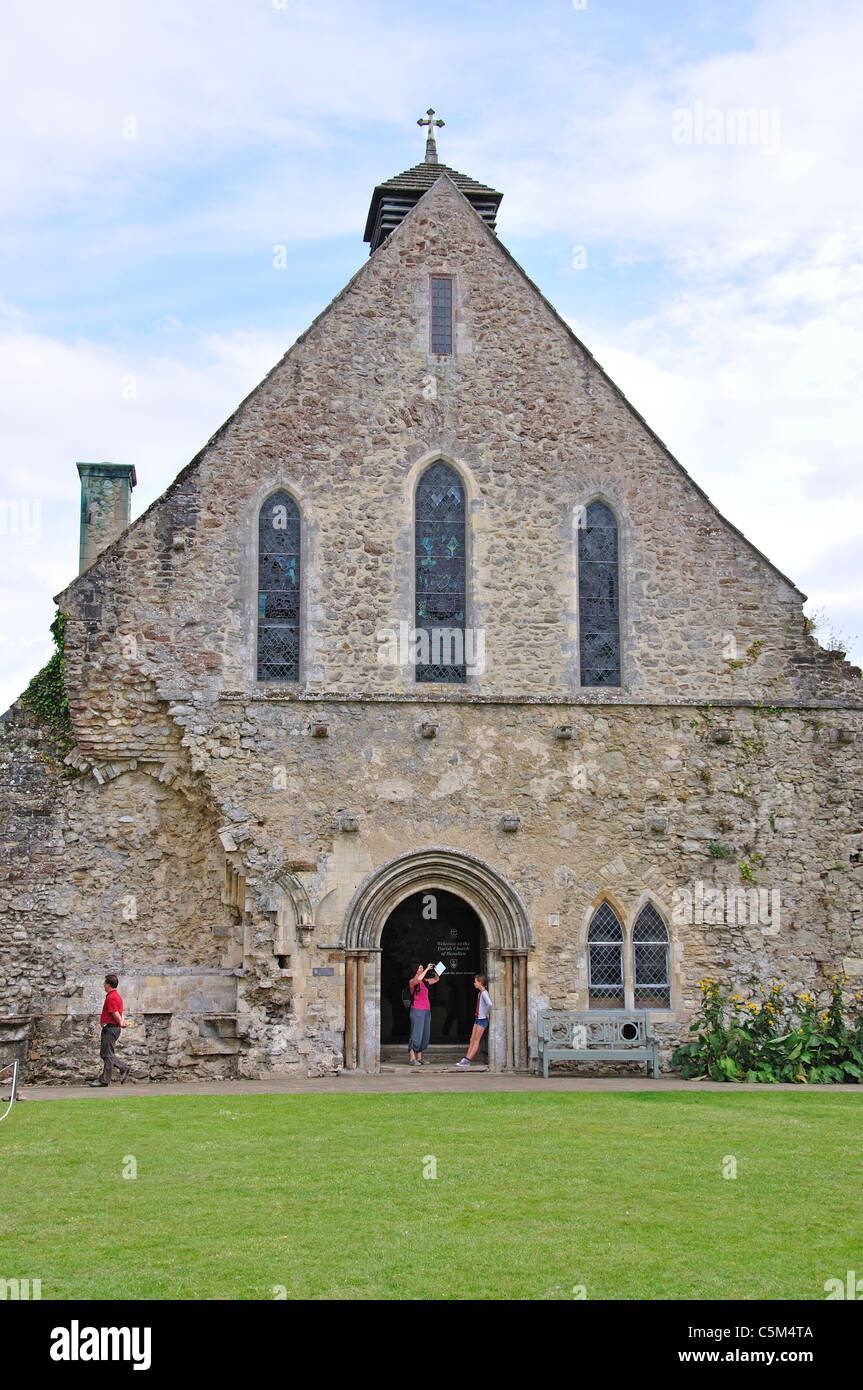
89;1080;108;1088
409;1059;421;1068
455;1058;471;1068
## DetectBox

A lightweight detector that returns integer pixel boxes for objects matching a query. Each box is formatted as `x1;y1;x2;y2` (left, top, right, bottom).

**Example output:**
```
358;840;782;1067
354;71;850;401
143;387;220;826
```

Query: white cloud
0;322;294;712
580;238;863;663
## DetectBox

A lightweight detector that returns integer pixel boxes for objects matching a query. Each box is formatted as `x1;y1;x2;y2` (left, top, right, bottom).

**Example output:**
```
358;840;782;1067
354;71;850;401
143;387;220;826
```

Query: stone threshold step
380;1064;489;1073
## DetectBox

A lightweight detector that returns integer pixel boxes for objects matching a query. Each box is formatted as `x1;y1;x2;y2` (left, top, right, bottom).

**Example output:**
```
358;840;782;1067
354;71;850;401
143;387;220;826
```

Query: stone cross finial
417;108;444;163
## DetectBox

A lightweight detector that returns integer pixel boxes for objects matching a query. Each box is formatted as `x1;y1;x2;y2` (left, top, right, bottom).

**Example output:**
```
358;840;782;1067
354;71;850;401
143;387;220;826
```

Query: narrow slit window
257;490;300;682
431;276;453;355
415;461;466;683
578;500;621;687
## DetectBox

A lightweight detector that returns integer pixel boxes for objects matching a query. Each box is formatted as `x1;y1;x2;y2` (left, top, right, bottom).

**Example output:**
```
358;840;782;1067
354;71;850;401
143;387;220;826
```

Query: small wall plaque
313;967;335;977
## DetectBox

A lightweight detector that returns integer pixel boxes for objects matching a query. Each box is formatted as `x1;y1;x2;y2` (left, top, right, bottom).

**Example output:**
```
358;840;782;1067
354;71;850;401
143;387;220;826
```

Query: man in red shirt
89;974;132;1087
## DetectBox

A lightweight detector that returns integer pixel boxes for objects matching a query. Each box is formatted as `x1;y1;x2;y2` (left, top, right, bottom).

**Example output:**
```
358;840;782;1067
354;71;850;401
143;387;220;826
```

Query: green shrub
673;975;863;1083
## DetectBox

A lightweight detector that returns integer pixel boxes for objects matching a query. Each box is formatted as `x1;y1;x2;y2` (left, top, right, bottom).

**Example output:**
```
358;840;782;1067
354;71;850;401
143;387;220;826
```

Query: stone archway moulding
340;848;533;1073
341;847;534;954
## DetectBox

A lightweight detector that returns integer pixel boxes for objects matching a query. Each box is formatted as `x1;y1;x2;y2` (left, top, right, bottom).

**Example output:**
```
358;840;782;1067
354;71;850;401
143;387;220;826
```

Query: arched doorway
341;848;534;1072
380;890;485;1050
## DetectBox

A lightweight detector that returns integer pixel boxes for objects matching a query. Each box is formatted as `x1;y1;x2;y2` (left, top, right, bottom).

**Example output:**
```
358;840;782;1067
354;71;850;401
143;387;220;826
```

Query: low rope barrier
0;1060;20;1122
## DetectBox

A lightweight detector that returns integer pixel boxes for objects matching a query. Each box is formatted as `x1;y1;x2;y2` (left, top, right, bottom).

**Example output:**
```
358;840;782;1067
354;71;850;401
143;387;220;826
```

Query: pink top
412;980;430;1010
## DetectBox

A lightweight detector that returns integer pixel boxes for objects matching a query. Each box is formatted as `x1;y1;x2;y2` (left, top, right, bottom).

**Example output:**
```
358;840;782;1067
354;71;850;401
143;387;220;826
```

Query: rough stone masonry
1;168;861;1081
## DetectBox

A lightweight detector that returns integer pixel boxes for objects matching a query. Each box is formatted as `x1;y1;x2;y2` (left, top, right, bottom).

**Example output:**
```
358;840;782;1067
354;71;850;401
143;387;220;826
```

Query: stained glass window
633;903;670;1009
257;490;300;682
588;901;624;1009
431;276;453;355
578;500;621;687
415;461;466;683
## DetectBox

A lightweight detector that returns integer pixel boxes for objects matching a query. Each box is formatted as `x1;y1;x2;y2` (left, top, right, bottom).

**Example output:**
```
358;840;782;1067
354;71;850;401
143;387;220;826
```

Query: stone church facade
2;134;861;1080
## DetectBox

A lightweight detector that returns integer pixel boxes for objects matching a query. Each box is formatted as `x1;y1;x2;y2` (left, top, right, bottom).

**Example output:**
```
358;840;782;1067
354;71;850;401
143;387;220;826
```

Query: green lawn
2;1091;860;1300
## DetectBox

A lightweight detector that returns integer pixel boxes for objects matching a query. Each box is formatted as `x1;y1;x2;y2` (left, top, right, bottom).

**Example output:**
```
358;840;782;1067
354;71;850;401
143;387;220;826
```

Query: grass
2;1091;861;1300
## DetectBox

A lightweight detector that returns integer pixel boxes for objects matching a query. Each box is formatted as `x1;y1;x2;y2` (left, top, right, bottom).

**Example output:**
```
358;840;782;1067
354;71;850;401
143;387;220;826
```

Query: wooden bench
537;1009;660;1078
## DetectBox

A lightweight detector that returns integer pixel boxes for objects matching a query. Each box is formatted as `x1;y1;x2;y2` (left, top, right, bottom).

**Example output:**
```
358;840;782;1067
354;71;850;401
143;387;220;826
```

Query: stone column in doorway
344;950;373;1070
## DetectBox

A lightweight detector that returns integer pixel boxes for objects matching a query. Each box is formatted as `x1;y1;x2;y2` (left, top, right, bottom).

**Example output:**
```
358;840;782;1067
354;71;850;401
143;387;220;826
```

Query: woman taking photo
407;962;439;1067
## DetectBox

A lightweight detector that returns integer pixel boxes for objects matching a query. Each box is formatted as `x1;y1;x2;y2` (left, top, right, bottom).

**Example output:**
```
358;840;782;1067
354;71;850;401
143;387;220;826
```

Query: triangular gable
57;172;803;603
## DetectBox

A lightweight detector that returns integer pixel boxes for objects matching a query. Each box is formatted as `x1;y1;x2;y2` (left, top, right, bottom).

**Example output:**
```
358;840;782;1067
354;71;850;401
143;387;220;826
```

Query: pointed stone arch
627;890;676;1013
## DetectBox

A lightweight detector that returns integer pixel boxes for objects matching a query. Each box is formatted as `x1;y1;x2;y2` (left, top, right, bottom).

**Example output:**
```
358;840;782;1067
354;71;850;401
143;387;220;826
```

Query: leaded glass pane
579;500;621;687
415;462;466;683
258;490;300;682
431;276;453;355
588;902;624;1008
588;901;624;942
632;903;668;943
633;903;670;1008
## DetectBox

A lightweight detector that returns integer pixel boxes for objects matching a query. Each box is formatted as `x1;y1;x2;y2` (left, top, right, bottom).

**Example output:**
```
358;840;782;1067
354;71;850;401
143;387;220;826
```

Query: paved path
11;1072;863;1100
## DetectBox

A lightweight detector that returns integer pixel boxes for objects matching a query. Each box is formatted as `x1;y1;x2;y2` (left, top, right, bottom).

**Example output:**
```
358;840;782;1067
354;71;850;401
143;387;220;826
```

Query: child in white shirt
456;975;492;1067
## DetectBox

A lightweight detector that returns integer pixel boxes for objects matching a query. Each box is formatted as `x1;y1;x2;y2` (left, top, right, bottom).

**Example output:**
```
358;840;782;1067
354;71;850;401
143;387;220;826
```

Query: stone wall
54;175;861;740
2;692;861;1078
2;173;861;1080
0;703;245;1081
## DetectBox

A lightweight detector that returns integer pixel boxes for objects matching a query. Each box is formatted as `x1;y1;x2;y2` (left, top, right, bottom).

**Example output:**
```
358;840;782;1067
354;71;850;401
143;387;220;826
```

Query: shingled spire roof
363;110;502;253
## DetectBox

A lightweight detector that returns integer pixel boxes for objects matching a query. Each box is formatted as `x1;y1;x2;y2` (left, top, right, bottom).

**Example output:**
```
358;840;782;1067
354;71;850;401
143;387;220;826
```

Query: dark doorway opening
380;890;484;1047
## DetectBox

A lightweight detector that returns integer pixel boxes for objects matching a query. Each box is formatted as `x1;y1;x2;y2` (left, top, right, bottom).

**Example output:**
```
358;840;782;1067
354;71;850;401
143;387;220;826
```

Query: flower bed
673;974;863;1082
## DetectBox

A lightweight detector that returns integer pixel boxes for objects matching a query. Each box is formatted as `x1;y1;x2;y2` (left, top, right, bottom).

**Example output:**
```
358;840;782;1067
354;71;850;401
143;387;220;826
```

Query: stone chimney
77;462;137;574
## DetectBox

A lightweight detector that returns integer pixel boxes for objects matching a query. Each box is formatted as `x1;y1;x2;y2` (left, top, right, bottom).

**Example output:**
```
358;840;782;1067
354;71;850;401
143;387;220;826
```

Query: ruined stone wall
0;704;248;1081
3;690;860;1078
184;695;863;1066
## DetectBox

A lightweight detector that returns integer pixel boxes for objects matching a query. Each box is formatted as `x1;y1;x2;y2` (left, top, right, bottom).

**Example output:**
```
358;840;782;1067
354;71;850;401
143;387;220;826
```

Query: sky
1;0;861;710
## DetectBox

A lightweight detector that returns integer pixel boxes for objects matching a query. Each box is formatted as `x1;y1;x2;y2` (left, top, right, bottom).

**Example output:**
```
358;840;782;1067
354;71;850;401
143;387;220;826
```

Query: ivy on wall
20;611;72;750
